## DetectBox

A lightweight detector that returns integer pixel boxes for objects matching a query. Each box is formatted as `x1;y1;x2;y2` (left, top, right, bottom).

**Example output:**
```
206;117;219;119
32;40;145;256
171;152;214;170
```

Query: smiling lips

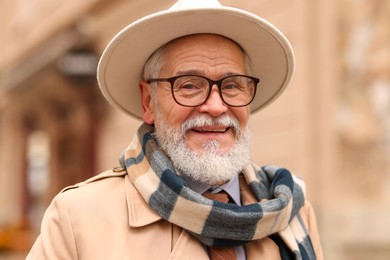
191;126;230;133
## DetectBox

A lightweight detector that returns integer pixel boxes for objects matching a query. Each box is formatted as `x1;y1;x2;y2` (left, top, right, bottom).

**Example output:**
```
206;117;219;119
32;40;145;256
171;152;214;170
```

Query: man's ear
139;80;155;124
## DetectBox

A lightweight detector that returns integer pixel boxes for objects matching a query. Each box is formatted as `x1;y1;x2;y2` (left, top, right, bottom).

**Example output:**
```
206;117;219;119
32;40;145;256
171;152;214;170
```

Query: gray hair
142;45;166;98
143;45;166;82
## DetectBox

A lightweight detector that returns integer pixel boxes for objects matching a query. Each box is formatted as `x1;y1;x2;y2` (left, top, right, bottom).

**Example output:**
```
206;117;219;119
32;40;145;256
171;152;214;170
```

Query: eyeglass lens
172;75;256;107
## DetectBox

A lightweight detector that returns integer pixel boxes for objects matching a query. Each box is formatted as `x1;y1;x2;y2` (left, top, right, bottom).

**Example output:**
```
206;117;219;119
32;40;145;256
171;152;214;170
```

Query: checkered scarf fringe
120;123;316;259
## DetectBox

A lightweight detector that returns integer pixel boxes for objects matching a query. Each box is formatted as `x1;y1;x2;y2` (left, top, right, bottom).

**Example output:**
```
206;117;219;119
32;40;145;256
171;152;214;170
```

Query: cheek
165;107;193;127
156;97;194;127
232;107;250;127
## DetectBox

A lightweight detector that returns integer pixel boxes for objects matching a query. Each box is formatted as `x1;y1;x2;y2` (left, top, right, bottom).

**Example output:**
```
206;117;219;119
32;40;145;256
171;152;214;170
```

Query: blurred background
1;0;390;259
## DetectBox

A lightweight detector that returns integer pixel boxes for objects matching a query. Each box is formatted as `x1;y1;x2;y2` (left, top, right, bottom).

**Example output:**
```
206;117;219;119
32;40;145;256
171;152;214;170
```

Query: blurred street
1;0;390;259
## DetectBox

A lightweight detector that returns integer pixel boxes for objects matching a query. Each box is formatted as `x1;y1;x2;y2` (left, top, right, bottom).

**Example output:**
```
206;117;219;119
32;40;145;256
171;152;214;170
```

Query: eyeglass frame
146;74;260;107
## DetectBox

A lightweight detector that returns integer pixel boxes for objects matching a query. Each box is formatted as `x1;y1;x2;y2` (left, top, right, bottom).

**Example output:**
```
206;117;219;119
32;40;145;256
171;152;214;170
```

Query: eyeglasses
146;74;259;107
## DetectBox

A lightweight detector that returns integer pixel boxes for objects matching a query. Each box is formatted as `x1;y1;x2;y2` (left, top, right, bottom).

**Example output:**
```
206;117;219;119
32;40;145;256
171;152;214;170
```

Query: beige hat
97;0;295;119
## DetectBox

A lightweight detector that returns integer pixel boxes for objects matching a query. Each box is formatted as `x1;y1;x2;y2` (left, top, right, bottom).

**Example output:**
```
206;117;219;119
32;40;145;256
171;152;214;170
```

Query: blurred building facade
0;0;389;259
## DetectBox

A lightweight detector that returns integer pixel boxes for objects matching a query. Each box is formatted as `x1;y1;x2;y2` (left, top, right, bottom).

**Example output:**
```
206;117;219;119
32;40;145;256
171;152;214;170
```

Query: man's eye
180;83;198;90
223;84;238;90
223;83;244;91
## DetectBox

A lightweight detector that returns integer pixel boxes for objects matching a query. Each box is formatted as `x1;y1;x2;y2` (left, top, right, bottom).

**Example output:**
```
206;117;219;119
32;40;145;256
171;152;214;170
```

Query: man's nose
198;85;228;116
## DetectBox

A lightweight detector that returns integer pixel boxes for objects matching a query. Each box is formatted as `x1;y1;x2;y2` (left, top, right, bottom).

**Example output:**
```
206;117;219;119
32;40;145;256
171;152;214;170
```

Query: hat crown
170;0;222;10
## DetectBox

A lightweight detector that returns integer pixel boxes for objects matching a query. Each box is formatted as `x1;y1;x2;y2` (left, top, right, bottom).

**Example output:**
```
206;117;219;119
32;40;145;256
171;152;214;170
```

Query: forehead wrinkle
169;54;246;77
161;34;247;77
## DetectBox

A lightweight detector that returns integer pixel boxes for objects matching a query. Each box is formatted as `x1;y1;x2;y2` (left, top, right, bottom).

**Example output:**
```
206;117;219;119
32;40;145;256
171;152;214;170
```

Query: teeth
205;130;224;133
194;128;228;133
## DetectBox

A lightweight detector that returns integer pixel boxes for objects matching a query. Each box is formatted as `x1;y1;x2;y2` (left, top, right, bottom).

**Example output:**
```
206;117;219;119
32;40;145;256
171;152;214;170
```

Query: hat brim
97;7;295;119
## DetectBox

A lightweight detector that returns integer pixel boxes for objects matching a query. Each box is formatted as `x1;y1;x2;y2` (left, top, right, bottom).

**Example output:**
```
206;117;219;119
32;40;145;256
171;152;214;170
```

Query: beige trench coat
27;169;323;259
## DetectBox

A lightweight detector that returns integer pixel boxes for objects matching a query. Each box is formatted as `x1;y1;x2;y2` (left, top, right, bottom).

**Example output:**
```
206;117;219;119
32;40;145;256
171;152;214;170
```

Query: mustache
181;114;240;133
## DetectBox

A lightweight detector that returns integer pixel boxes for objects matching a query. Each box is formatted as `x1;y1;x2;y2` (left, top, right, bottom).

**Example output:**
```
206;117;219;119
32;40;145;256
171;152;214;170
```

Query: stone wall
326;0;390;258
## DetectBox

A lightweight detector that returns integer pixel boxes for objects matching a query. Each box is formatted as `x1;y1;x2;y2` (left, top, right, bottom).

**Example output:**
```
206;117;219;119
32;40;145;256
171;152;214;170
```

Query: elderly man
27;0;323;259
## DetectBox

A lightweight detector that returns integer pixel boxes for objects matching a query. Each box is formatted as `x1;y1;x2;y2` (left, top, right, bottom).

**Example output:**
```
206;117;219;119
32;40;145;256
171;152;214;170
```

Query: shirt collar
182;175;242;206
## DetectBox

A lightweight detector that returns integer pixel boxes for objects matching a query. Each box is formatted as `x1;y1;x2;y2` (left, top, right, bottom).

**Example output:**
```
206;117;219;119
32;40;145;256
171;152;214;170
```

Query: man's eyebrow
175;70;203;76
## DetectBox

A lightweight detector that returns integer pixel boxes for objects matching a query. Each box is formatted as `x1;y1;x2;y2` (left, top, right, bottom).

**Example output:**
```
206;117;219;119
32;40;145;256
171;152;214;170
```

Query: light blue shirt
182;175;246;260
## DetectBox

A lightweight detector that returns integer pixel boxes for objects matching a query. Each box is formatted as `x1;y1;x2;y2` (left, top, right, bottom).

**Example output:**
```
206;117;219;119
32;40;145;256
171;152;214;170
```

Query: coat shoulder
60;167;127;194
53;167;129;219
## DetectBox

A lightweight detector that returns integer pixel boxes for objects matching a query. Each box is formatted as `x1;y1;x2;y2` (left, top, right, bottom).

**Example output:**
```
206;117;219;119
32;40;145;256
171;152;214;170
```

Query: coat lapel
168;228;209;260
125;174;209;259
125;174;161;227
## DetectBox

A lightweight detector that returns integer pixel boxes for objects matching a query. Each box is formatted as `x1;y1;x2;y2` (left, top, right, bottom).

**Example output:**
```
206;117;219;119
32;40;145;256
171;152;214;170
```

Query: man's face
141;34;250;155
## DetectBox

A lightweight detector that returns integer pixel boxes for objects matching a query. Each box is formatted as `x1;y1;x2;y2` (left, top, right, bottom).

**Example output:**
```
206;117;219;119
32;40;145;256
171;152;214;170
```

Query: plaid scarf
120;123;316;259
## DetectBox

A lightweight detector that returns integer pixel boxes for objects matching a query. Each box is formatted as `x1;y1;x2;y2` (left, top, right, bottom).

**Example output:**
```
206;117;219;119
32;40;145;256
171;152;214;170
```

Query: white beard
154;111;252;185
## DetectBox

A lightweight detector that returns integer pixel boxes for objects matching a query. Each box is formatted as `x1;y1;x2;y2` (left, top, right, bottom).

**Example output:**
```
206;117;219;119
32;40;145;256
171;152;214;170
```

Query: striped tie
203;191;237;260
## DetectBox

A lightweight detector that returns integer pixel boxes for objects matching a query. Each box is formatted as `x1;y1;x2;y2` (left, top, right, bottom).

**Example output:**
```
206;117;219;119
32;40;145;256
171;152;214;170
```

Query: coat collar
125;174;162;227
124;169;301;257
124;172;252;227
124;169;266;227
